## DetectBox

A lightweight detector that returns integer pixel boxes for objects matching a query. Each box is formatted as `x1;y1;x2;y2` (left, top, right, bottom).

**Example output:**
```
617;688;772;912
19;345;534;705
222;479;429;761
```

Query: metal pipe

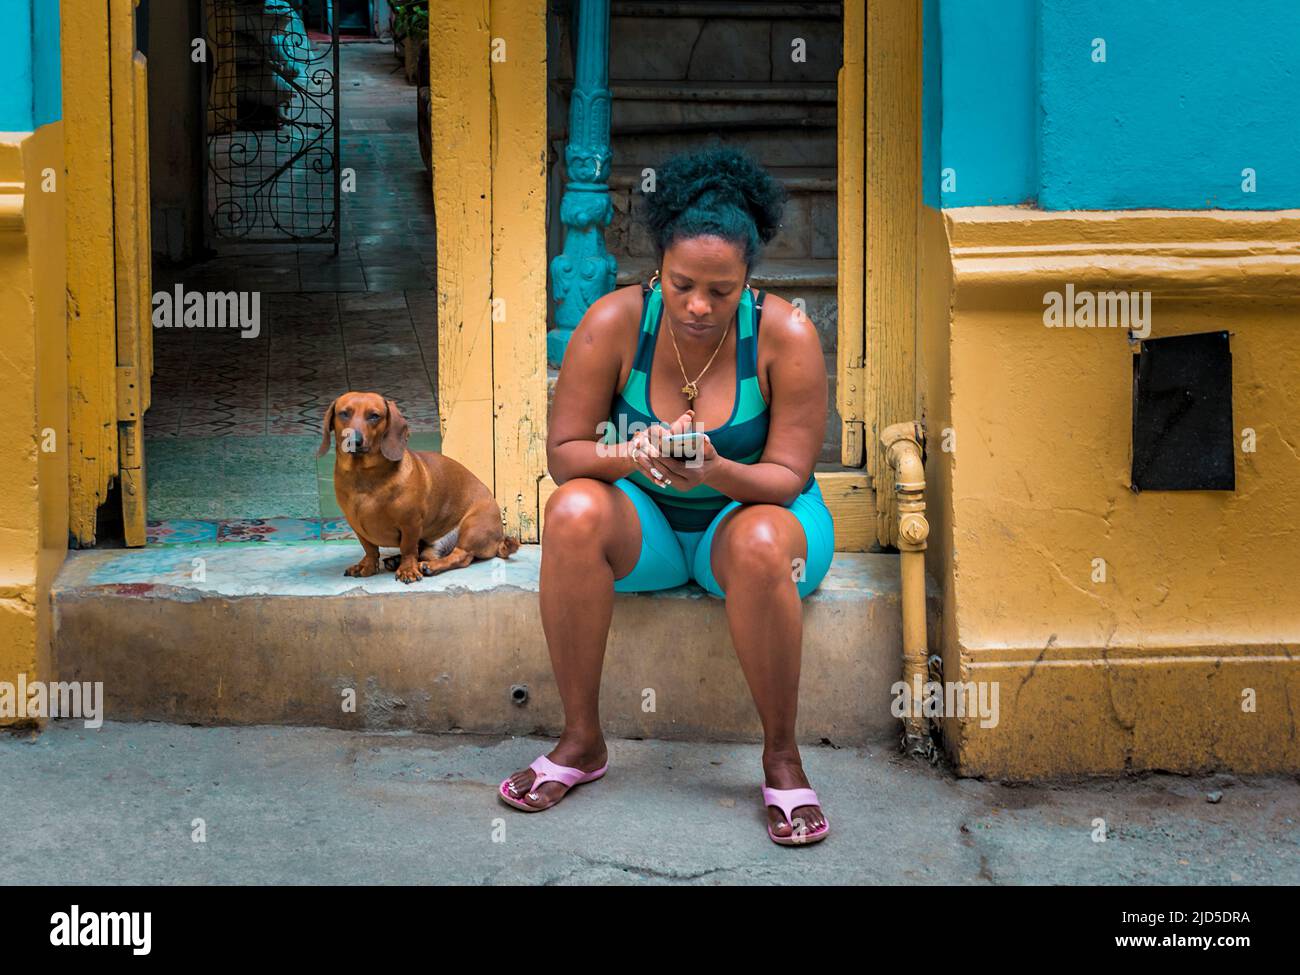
880;420;931;757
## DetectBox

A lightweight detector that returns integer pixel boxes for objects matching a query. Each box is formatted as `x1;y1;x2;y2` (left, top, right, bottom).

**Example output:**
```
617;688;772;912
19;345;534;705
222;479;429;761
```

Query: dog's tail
496;536;521;559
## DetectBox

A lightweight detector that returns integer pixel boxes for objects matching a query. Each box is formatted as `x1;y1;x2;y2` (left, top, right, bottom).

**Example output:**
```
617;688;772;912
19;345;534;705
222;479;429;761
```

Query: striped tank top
604;279;817;531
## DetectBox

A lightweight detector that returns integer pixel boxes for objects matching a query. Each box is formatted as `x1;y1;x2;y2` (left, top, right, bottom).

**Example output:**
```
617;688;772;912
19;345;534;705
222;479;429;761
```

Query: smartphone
662;431;706;459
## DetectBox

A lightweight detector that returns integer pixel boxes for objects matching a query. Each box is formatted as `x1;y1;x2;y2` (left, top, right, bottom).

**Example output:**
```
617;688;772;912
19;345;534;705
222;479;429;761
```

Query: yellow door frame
858;0;922;548
429;0;550;543
64;0;152;547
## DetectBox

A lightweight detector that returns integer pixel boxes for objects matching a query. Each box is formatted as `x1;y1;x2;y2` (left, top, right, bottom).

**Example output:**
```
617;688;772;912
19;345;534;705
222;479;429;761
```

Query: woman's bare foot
502;732;608;810
763;750;826;840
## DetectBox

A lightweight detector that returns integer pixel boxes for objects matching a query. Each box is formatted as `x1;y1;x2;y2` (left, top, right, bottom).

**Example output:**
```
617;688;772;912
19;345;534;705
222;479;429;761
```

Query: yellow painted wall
0;123;68;727
919;206;1300;776
916;204;958;750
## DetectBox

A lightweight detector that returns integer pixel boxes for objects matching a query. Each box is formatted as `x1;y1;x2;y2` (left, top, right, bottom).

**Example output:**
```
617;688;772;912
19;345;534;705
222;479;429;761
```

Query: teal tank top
604;279;817;531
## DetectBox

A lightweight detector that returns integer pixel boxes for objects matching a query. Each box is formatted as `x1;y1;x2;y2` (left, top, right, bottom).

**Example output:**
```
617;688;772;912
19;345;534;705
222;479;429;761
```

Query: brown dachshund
318;391;520;583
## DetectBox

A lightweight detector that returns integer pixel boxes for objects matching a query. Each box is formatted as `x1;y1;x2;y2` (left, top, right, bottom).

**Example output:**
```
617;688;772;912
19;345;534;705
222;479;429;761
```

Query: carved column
547;0;615;365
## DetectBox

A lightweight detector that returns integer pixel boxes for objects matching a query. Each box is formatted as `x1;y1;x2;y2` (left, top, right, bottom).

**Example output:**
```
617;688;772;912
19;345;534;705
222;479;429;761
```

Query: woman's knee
543;479;618;543
713;507;804;588
543;479;644;580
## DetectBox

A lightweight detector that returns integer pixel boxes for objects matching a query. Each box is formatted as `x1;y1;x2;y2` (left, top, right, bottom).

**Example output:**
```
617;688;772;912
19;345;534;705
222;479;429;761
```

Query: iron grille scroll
202;0;341;251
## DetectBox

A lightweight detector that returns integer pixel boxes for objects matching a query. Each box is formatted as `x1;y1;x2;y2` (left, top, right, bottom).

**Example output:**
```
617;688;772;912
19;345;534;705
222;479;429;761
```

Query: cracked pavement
1;722;1296;885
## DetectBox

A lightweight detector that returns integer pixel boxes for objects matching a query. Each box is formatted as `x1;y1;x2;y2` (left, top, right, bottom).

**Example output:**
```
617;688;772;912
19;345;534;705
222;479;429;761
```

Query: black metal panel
1131;331;1235;492
201;0;341;249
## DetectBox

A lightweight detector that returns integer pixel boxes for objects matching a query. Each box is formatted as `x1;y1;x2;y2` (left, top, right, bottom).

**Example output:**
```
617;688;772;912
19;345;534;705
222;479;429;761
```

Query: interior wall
148;0;204;264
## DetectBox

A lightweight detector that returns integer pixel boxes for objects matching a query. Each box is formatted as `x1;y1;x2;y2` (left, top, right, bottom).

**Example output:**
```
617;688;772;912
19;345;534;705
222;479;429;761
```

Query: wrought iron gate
201;0;340;249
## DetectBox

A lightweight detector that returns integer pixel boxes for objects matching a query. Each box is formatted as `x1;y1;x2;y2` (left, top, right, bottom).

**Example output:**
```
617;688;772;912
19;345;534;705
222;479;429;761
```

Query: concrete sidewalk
1;722;1296;885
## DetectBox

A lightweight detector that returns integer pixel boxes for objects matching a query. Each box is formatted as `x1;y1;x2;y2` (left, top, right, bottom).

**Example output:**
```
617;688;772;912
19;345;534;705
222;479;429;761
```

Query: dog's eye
338;410;351;420
367;413;381;422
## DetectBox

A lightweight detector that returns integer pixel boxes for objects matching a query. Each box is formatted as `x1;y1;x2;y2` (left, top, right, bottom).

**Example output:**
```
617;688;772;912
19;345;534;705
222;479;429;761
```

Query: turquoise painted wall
923;0;1036;208
0;0;61;131
924;0;1300;210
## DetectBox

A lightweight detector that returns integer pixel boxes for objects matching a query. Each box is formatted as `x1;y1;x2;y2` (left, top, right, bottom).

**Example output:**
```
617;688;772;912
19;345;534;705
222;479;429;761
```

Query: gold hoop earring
649;268;660;288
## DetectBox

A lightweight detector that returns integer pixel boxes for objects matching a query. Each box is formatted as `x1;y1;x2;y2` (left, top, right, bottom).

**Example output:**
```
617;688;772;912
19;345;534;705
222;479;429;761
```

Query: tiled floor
146;291;439;439
146;42;439;540
145;431;441;527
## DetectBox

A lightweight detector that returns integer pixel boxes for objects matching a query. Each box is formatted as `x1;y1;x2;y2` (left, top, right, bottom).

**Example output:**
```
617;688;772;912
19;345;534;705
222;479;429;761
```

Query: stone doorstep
610;1;844;20
51;544;937;746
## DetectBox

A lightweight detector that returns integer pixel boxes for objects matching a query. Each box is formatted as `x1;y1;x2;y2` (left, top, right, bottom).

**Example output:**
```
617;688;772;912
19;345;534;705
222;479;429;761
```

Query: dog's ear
380;398;410;462
317;398;337;457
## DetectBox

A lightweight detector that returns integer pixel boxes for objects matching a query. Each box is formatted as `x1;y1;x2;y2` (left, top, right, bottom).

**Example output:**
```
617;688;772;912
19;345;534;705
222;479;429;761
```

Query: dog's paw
395;562;425;584
344;559;379;577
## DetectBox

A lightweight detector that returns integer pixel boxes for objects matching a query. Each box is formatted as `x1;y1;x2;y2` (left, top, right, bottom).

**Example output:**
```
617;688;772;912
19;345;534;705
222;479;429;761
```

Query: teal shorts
610;476;835;599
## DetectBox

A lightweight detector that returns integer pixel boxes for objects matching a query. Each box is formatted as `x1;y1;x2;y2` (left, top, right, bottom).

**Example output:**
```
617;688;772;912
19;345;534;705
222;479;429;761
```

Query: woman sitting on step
499;147;835;846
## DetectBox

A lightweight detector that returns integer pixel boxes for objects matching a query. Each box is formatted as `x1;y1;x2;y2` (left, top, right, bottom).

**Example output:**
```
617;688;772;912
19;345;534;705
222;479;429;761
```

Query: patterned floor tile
146;520;221;545
320;517;356;541
217;518;323;543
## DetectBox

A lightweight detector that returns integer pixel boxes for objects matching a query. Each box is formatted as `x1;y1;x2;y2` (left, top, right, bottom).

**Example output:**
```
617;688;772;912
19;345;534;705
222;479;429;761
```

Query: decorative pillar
547;0;614;365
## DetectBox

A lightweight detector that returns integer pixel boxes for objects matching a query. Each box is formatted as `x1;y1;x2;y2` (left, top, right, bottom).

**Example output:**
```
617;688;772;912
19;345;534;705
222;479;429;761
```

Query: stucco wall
0;0;61;130
0;122;68;727
924;0;1300;210
918;207;1300;775
0;2;66;726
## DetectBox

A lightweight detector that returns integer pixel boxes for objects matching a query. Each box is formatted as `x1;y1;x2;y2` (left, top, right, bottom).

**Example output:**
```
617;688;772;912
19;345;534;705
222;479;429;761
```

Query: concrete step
550;83;837;169
51;543;935;746
609;80;839;111
607;164;837;263
589;5;843;88
605;85;832;170
612;1;843;21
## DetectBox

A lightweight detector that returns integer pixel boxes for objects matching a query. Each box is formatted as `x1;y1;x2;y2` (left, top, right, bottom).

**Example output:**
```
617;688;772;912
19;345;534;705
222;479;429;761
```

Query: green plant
392;0;429;41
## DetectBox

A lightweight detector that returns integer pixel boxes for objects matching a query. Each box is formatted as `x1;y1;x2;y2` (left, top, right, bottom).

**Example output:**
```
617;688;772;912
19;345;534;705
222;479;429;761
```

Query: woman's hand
629;411;719;490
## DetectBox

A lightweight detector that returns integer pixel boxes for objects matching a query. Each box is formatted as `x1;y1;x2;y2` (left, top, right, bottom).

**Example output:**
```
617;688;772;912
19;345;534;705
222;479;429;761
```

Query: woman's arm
546;291;641;485
703;299;827;506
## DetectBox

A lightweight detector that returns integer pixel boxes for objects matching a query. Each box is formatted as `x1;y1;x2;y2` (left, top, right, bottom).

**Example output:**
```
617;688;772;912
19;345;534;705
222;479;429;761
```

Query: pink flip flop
498;754;609;812
762;785;830;846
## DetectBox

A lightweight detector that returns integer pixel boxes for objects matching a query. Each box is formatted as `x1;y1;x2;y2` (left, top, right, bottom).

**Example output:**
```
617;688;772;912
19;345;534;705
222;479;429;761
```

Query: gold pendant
681;381;698;401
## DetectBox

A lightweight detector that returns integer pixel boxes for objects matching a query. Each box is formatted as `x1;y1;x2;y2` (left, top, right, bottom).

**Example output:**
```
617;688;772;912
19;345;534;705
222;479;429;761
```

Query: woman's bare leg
711;505;827;838
503;478;643;808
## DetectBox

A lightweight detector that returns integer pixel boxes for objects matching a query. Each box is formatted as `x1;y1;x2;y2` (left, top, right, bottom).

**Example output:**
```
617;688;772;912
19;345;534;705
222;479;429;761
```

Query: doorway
143;0;438;546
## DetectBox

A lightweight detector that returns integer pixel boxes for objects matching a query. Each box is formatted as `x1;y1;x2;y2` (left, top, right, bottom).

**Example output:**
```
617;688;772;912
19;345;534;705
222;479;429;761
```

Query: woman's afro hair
637;146;787;269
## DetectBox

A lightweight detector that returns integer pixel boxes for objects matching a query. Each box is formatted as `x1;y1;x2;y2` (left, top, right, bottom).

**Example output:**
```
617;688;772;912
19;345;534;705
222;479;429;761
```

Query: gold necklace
667;315;730;402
